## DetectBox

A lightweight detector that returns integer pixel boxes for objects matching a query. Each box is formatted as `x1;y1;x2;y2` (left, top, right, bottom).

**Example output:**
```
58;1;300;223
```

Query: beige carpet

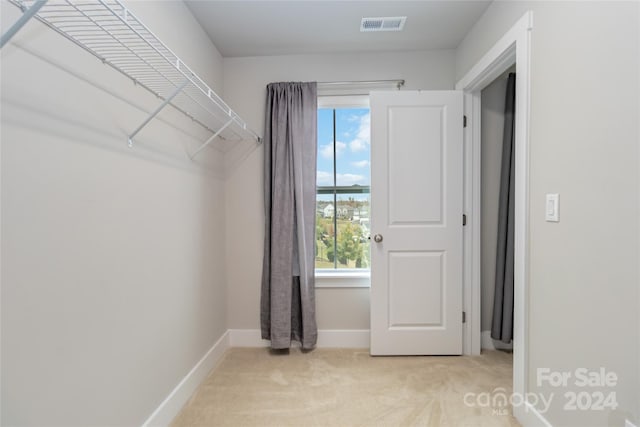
171;348;520;427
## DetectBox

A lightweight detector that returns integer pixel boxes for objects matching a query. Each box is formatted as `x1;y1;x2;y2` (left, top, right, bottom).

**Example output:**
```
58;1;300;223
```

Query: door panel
388;251;443;327
388;106;443;225
370;91;463;355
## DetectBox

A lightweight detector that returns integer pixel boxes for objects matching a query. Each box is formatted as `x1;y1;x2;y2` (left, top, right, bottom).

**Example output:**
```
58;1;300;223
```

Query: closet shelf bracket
190;119;234;160
0;0;46;48
128;79;189;148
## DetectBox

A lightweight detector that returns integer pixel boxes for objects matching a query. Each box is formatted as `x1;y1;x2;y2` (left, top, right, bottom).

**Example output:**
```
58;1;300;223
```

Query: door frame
455;10;533;421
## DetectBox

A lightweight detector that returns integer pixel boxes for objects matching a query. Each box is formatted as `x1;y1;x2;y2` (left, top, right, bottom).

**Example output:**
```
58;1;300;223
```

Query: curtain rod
318;79;405;89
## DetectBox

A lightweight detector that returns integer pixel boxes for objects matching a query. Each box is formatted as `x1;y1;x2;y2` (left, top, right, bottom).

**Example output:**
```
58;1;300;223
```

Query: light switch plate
545;193;559;222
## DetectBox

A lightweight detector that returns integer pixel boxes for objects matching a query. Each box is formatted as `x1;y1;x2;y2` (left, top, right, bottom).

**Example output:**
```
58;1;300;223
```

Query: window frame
315;95;371;287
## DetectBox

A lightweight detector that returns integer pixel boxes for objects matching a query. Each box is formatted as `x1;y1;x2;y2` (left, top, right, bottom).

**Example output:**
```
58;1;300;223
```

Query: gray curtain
491;73;516;344
260;82;318;350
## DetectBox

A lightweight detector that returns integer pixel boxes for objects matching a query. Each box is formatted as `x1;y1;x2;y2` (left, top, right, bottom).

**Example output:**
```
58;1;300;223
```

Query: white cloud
351;160;370;169
350;139;367;152
336;173;366;186
319;143;332;159
319;140;346;159
316;171;333;186
349;113;370;153
317;171;367;186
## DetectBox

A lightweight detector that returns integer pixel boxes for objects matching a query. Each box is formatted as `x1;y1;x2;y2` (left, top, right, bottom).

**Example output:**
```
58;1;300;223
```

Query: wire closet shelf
6;0;262;156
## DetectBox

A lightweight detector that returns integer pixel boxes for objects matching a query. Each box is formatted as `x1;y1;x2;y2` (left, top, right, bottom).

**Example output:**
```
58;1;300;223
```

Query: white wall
1;1;228;425
457;2;639;425
222;50;456;331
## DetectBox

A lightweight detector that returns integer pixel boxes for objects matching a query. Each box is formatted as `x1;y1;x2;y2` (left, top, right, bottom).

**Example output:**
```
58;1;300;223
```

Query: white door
370;91;463;355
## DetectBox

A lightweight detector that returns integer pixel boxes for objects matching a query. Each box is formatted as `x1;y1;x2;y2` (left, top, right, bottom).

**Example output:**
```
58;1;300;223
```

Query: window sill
315;270;371;288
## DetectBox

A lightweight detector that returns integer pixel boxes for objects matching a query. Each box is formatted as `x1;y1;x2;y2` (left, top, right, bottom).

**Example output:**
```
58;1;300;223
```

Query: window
316;96;370;272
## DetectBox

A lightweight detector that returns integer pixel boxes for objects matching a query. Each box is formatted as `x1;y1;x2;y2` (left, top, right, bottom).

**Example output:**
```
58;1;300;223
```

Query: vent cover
360;16;407;32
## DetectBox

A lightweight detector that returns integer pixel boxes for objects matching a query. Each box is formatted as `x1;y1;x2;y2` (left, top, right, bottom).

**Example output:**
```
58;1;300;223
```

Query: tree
326;238;335;263
337;223;362;266
316;214;324;239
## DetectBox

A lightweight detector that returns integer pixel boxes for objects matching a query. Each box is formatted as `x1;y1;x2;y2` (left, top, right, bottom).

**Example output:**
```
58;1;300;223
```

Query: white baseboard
228;329;268;347
317;329;369;348
141;331;230;427
228;329;370;349
513;401;552;427
481;330;513;351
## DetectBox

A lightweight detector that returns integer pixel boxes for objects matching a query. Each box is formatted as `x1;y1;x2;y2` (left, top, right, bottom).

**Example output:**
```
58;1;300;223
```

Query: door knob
373;234;383;243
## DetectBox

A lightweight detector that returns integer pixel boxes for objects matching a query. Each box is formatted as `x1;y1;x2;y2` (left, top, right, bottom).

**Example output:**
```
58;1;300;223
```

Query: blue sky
317;108;370;188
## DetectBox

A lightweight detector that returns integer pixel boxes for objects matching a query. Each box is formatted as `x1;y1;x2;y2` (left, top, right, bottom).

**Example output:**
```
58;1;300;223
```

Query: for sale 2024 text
537;367;618;411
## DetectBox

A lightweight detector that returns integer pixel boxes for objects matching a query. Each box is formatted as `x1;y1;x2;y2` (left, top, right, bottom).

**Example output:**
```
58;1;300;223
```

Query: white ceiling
184;1;492;57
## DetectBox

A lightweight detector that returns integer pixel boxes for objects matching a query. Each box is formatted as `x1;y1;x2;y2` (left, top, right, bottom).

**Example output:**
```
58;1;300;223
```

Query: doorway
480;67;516;352
456;10;533;424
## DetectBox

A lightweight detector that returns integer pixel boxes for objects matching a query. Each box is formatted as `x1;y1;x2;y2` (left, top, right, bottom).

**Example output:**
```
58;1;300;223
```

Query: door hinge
463;115;467;128
462;311;467;323
463;214;467;226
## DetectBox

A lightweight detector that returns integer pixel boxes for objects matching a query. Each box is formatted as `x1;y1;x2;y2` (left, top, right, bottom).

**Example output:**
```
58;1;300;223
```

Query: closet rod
318;79;405;89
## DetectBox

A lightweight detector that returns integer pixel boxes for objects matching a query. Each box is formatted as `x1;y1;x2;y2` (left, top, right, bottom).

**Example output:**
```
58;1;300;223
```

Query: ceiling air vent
360;16;407;32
